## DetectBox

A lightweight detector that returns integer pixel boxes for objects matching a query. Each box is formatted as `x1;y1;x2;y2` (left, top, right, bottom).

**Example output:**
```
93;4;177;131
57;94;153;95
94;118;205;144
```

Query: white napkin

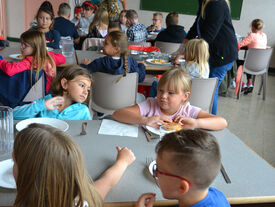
98;119;138;138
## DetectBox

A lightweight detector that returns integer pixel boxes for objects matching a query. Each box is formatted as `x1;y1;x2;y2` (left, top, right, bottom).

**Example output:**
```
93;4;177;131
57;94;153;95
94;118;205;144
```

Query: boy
126;10;147;42
147;13;164;34
156;12;186;43
136;129;230;207
54;3;80;44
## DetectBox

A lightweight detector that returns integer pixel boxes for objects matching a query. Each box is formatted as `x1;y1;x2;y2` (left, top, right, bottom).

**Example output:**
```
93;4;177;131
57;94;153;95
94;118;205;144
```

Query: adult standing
184;0;238;115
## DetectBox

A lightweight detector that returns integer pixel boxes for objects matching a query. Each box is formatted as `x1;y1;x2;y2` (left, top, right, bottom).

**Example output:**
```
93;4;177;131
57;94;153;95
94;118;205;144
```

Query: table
1;121;275;207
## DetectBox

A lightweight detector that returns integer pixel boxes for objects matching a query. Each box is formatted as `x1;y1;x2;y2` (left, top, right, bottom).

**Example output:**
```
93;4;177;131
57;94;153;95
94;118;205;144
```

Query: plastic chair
189;78;218;113
90;72;138;115
155;41;181;54
82;37;105;51
23;72;45;102
237;48;273;100
128;41;151;47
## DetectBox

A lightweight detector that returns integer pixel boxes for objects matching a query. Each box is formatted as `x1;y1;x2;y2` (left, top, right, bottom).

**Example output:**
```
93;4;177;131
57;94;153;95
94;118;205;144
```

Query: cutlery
220;163;231;184
143;128;151;142
80;122;87;135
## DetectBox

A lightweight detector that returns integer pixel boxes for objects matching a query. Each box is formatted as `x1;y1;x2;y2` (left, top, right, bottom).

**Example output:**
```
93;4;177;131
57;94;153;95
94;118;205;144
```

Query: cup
60;39;74;57
0;106;14;159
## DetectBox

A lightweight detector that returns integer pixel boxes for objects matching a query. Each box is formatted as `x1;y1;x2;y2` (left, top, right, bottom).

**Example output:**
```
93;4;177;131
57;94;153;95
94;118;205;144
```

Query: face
20;41;34;56
62;75;91;103
102;36;119;56
153;16;162;26
37;11;52;30
157;82;189;115
12;152;18;181
83;8;93;18
119;12;127;25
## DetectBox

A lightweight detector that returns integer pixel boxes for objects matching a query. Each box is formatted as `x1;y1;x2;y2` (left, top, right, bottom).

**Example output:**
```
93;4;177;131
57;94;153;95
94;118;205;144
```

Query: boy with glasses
147;13;164;34
136;129;230;207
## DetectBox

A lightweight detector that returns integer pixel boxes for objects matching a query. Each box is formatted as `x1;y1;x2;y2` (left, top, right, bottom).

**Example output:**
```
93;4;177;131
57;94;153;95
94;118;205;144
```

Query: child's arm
129;57;146;82
135;193;156;207
174;110;227;130
48;51;66;65
0;59;31;76
46;30;61;49
119;0;128;10
80;57;105;73
238;33;253;48
94;146;135;199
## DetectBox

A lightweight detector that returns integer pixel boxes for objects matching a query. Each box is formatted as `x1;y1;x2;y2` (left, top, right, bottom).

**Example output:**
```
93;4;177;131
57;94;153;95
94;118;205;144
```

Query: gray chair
237;48;273;100
23;72;45;102
82;37;105;51
90;72;138;115
128;41;151;47
189;78;218;113
155;41;181;54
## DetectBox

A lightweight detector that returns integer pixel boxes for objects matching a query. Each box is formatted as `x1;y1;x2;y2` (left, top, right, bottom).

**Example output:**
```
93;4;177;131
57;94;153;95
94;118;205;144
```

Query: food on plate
151;59;168;64
163;122;182;131
17;55;24;59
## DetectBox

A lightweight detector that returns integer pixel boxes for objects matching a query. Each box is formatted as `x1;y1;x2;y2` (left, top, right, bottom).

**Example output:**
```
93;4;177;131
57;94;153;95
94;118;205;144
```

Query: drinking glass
60;39;74;57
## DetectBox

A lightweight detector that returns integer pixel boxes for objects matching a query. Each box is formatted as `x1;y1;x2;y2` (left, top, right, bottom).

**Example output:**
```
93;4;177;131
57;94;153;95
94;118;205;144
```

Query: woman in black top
185;0;238;115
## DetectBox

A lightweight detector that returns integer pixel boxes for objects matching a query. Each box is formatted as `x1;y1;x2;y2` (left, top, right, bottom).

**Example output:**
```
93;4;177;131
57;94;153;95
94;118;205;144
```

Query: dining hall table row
1;120;275;207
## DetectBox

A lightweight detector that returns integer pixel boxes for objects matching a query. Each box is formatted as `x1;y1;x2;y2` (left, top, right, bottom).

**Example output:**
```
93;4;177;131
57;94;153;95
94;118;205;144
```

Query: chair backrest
90;72;138;114
128;41;151;47
23;72;45;102
189;78;218;113
155;41;181;54
243;48;273;75
82;38;105;50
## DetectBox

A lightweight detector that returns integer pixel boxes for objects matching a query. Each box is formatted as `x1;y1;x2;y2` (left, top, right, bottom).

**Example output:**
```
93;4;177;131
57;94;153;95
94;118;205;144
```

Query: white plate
148;160;156;176
146;58;171;65
0;159;16;189
9;54;24;60
16;118;69;132
177;58;185;63
146;125;160;135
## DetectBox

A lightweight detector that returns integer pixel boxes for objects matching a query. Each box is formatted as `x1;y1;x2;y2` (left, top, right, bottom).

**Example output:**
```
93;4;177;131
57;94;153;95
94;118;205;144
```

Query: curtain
0;0;6;39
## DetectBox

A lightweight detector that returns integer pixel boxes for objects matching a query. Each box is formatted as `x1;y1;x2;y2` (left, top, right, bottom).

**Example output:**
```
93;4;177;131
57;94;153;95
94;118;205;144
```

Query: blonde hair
20;30;56;84
89;7;109;33
158;68;192;96
107;31;129;82
185;39;209;78
251;19;264;31
201;0;230;19
13;123;103;207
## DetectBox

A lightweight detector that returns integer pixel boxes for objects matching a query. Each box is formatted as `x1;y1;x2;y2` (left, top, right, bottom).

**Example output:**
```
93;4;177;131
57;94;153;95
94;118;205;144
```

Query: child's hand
45;96;64;110
146;115;172;128
75;13;81;20
173;54;185;66
135;193;156;207
116;146;136;167
81;58;92;65
174;116;198;130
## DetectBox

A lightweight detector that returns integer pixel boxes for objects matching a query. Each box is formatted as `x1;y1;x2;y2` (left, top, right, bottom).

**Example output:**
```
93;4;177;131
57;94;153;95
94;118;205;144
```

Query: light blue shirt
13;94;91;120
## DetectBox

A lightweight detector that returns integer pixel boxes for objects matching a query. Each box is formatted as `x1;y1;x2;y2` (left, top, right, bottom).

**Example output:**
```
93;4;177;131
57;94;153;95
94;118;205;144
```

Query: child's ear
178;180;190;195
61;78;68;90
181;92;190;103
114;46;120;55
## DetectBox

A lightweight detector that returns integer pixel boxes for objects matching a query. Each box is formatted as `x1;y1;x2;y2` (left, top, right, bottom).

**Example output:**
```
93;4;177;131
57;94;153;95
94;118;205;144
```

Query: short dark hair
125;10;138;21
58;3;71;16
251;19;264;31
166;12;178;27
155;129;221;189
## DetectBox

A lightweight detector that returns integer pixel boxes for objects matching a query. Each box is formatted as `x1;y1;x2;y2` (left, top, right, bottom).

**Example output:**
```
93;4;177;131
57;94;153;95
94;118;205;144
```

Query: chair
82;37;105;51
23;72;45;102
189;78;218;113
155;41;181;54
128;41;151;47
90;72;138;115
237;48;273;100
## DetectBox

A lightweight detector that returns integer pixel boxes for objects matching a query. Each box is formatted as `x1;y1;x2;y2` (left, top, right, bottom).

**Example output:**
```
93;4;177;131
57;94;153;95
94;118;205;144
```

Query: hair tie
82;1;96;10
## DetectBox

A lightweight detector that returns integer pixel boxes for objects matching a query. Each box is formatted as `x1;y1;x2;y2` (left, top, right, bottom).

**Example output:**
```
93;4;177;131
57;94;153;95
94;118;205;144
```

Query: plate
146;58;171;65
16;118;69;132
46;47;53;51
9;54;24;60
146;125;160;135
148;160;156;176
0;159;16;189
177;58;185;63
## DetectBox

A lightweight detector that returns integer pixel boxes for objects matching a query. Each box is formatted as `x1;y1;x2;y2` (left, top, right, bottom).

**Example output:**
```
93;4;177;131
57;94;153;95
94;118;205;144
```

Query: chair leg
258;75;263;95
252;75;256;86
263;73;267;100
237;71;243;99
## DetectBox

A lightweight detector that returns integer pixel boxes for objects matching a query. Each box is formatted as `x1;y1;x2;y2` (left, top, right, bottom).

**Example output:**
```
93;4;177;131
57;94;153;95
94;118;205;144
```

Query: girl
81;31;146;83
119;10;128;33
13;123;135;207
0;30;66;93
13;65;92;120
238;19;267;94
87;7;109;38
113;68;227;131
35;5;61;49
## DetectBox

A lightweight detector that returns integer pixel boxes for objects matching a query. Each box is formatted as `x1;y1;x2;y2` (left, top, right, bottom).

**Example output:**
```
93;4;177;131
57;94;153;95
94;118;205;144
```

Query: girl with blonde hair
87;7;109;38
113;68;227;131
0;30;66;93
12;123;135;207
81;31;145;83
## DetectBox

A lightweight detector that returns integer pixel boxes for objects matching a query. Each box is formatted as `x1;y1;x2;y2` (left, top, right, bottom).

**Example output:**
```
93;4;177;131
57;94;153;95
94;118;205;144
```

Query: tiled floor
218;74;275;167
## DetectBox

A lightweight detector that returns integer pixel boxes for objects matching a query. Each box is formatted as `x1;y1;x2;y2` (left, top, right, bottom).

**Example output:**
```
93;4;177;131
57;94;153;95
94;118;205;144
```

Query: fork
80;122;87;135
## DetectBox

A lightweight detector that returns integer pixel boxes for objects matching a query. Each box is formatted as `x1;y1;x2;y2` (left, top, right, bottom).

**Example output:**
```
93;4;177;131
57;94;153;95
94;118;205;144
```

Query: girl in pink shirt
238;19;267;93
113;68;227;131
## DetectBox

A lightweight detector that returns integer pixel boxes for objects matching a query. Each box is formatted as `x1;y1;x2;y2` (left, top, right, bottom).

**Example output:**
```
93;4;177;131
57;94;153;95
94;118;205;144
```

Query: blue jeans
209;62;234;115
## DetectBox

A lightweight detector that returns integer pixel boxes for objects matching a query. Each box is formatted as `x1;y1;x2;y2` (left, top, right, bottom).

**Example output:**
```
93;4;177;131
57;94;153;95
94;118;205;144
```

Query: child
13;123;135;206
126;10;148;42
13;65;92;120
108;21;122;33
0;30;66;93
147;13;164;34
87;7;109;38
72;1;96;35
54;3;80;44
238;19;267;94
81;31;146;83
113;68;227;130
136;129;230;207
34;5;61;49
119;10;128;33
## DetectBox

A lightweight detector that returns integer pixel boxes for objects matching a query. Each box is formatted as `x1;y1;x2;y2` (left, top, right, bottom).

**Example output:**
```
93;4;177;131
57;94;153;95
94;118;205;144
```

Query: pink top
138;98;201;119
238;32;267;49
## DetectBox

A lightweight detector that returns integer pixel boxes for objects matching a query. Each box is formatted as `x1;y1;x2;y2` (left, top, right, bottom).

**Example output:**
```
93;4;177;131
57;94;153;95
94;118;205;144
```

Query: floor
218;74;275;167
